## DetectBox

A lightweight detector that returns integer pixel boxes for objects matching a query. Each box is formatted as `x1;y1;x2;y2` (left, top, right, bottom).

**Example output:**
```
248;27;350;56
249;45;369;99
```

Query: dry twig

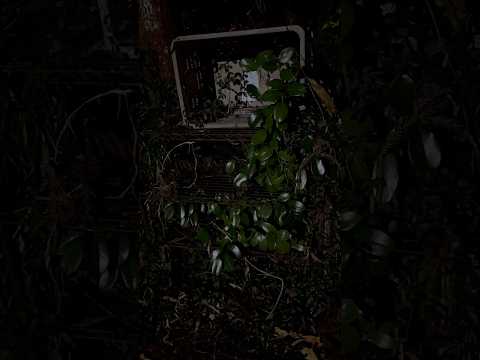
244;258;284;320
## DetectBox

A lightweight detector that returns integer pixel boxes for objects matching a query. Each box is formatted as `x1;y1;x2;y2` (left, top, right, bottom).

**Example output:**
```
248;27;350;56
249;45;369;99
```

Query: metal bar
171;25;305;61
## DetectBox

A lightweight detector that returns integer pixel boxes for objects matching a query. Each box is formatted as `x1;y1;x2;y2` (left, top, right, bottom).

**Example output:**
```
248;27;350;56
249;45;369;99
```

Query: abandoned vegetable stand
141;25;342;357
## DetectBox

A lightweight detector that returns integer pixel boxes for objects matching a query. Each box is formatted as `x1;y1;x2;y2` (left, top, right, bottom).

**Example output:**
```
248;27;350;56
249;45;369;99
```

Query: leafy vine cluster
151;48;341;275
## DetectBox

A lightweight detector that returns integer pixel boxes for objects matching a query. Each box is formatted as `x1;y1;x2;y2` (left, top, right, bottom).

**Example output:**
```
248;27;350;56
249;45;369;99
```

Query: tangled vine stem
244;258;284;320
161;141;195;171
54;89;133;163
160;141;198;189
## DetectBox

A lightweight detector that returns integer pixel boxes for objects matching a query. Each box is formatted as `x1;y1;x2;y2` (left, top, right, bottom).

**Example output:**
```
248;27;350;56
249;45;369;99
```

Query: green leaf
367;229;394;257
99;269;114;289
266;231;278;251
264;175;276;192
211;257;223;275
274;102;288;123
280;68;295;82
278;150;292;162
257;204;272;219
261;89;282;102
180;205;186;220
214;206;224;218
296;169;307;191
231;209;241;227
276;230;291;254
278;192;290;202
240;212;250;226
246;84;260;98
277;240;290;254
290;200;305;215
222;253;234;272
252;129;267;145
208;203;218;214
382;153;399;203
261;105;274;118
164;203;175;221
371;332;395;350
279;47;295;64
287;83;306;97
255;50;275;67
255;173;266;186
247;162;257;178
259;221;276;234
278;210;288;226
59;235;83;275
339;211;362;231
249;112;261;127
268;79;282;89
270;136;279;150
270;174;285;188
316;159;326;176
243;58;258;71
263;61;278;72
423;132;441;168
98;240;109;274
238;230;247;244
265;115;273;132
255;146;273;163
251;232;266;248
196;227;210;243
303;136;314;153
277;230;290;241
191;212;199;227
225;160;236;174
233;173;248;187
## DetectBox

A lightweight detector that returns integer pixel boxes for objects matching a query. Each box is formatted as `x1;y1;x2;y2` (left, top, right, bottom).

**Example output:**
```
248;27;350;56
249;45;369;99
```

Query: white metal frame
171;25;306;126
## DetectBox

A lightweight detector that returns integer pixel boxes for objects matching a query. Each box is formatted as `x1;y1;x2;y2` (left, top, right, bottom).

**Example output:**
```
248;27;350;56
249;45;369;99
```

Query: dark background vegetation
1;0;480;359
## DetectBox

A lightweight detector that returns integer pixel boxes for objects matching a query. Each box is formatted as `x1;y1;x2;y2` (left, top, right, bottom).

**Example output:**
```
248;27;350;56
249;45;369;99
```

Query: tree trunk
138;0;175;81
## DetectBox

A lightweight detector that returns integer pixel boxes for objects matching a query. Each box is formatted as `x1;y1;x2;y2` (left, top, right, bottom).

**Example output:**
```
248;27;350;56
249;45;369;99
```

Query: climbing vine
189;48;340;274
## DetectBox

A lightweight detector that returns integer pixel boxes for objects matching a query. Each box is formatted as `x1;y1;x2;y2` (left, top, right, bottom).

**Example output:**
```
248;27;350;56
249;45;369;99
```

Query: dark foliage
1;0;480;359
